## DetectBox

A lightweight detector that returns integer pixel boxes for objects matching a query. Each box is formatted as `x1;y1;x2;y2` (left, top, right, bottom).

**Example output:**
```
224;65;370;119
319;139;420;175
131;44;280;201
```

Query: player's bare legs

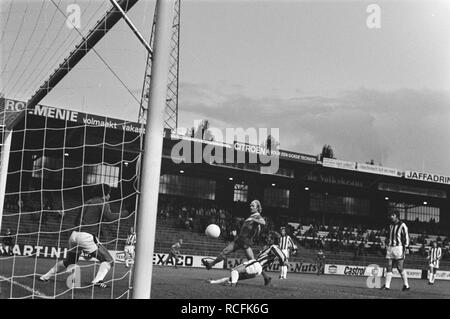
203;241;237;269
244;247;254;260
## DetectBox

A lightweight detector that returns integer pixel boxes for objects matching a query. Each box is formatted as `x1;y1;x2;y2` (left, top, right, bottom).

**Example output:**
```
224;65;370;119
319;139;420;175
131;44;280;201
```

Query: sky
1;0;449;175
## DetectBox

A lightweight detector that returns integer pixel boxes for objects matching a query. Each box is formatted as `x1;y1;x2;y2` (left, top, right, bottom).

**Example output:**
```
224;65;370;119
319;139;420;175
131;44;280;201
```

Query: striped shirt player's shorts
242;260;263;276
282;249;290;259
69;231;98;254
385;246;404;260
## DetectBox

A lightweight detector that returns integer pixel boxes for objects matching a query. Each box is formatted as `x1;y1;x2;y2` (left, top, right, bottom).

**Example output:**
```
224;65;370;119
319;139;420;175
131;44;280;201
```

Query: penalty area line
0;274;53;299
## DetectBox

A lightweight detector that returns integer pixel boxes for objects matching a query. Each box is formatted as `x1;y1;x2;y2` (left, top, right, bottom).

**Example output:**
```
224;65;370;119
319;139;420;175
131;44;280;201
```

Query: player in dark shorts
202;199;272;285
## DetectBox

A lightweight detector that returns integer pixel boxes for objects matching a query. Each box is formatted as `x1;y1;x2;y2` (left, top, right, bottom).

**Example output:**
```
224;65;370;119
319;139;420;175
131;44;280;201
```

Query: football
205;224;221;239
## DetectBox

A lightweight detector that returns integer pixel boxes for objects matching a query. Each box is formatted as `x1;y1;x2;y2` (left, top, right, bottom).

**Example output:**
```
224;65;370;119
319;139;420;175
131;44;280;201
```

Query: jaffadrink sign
405;170;450;185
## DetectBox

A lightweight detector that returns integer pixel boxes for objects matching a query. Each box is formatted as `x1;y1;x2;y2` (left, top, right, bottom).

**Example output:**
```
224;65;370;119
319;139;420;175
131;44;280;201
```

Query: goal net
0;0;157;299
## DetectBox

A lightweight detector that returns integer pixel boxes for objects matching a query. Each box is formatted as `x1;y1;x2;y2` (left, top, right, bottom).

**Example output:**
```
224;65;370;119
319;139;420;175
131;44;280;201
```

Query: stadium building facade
1;97;449;234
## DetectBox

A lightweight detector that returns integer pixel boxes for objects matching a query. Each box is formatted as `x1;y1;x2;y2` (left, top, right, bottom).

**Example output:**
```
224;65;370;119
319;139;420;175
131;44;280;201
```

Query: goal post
132;0;175;299
0;129;12;231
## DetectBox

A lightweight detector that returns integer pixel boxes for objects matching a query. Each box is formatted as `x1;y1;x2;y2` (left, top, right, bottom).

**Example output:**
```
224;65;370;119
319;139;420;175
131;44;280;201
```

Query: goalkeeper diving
39;184;130;288
208;244;287;286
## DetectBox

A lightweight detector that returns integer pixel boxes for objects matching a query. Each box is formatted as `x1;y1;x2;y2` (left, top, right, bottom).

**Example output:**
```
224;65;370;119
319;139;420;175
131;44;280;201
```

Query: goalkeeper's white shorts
385;246;405;260
243;260;263;276
68;231;98;254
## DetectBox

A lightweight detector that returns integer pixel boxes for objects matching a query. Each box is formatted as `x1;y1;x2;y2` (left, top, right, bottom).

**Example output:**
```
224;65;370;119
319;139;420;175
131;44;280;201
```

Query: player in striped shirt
124;227;136;268
381;211;410;291
427;241;442;285
208;244;287;286
277;227;297;280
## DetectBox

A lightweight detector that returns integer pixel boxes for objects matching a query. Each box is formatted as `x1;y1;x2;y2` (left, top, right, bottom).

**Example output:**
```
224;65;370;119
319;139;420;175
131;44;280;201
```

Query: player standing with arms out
124;227;136;268
381;211;410;291
202;200;272;285
40;184;128;287
208;244;287;287
427;241;442;285
164;239;183;268
315;249;325;275
278;227;297;279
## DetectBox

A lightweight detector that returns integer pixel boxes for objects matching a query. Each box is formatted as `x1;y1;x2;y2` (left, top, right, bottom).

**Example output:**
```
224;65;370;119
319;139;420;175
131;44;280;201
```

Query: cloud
179;83;450;175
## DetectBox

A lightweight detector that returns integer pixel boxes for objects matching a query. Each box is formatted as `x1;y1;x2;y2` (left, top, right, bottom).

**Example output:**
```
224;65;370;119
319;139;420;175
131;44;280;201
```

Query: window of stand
390;202;440;223
159;174;216;200
84;164;120;188
264;188;290;208
233;183;248;202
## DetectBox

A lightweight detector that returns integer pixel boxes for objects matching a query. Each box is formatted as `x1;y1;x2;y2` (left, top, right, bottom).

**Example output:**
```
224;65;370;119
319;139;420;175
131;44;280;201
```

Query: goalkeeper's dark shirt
75;197;117;239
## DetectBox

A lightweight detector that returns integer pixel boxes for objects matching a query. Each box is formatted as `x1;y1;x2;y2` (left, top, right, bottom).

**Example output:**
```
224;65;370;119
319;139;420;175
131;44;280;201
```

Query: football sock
230;270;239;284
43;260;66;278
209;277;229;285
281;266;287;278
430;273;435;283
211;254;225;266
385;272;393;288
93;262;111;283
401;270;409;288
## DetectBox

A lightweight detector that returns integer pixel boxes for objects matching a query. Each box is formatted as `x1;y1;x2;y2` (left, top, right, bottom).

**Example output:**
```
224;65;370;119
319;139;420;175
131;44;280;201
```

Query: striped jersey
278;235;296;250
171;242;181;254
388;221;409;247
252;245;286;270
429;247;442;264
126;233;136;246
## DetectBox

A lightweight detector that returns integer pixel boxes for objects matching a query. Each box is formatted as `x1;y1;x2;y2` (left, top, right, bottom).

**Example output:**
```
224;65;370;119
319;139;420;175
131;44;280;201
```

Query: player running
201;200;272;285
164;239;183;268
40;184;128;288
277;227;297;279
208;244;287;286
427;241;442;285
315;249;325;276
124;227;136;268
381;211;410;291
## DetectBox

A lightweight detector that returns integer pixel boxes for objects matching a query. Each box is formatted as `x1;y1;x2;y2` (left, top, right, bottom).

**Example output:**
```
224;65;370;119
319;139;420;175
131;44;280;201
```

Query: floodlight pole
132;0;174;299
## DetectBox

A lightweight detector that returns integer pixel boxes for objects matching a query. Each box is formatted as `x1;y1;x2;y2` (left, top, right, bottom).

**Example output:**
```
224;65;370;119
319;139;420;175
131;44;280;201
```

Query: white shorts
282;249;290;259
386;246;405;260
429;261;440;269
124;245;135;256
243;260;263;276
69;231;98;254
